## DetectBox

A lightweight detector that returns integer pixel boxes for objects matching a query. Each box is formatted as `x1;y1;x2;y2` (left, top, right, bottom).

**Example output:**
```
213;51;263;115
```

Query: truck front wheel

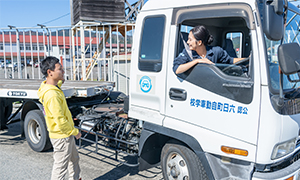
161;141;208;180
24;110;52;152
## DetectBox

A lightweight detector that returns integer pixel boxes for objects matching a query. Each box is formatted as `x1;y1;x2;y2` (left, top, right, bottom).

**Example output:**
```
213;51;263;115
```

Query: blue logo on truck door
139;76;152;93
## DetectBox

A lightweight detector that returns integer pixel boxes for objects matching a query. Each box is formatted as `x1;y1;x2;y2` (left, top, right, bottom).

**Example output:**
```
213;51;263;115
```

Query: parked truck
2;0;300;179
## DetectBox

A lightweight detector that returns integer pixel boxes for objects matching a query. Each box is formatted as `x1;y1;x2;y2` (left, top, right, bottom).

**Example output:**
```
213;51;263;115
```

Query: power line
40;13;70;25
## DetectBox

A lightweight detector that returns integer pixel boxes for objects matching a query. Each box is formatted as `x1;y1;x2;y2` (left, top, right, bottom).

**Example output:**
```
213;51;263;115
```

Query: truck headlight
271;138;296;160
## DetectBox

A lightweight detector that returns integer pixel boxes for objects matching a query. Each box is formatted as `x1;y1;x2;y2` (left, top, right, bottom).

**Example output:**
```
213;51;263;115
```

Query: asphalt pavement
0;121;163;180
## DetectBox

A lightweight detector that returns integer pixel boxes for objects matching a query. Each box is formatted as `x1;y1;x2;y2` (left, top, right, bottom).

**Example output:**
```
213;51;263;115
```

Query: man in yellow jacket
38;56;81;180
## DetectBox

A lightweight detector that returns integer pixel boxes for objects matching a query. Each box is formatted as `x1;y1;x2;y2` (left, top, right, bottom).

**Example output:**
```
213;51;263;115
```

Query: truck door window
175;17;253;104
178;24;251;78
139;16;165;72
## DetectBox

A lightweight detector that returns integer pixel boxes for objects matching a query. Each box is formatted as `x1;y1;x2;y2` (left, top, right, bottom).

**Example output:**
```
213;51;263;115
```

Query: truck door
129;9;172;125
164;5;261;160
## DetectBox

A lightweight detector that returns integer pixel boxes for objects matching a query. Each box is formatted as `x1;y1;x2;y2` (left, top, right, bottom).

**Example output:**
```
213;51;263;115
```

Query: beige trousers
50;136;80;180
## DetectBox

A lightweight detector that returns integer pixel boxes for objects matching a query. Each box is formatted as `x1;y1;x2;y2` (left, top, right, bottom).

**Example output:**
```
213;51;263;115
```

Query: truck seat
222;39;237;58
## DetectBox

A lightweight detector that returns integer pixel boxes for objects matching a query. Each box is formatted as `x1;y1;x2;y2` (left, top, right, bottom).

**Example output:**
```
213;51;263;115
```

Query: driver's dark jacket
173;46;233;74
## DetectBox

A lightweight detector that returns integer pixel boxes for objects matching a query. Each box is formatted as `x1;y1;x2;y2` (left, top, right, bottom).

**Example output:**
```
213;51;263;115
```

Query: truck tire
24;110;52;152
161;141;209;180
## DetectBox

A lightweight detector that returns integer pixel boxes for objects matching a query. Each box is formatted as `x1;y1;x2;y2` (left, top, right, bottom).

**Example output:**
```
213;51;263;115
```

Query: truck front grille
292;149;300;163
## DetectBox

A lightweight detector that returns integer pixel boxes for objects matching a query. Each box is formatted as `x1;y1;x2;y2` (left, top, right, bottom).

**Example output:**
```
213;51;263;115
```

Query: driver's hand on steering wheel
195;58;214;65
233;57;246;64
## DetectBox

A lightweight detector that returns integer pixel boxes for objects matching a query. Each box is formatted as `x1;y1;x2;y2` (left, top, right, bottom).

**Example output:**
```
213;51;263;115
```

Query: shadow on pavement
94;164;162;180
0;121;25;145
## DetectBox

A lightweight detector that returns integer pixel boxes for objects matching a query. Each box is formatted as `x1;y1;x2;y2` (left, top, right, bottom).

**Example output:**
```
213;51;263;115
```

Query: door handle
169;88;187;101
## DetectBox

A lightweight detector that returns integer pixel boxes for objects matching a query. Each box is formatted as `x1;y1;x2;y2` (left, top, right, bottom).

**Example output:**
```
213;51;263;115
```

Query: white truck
2;0;300;179
130;0;300;179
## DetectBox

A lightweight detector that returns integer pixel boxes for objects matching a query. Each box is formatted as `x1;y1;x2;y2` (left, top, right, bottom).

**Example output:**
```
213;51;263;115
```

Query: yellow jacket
37;80;78;139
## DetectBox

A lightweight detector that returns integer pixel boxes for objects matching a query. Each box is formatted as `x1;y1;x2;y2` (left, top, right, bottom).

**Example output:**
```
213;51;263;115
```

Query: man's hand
75;131;81;139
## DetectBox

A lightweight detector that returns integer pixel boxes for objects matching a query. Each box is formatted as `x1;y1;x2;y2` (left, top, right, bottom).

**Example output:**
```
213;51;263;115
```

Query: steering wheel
234;56;250;66
221;56;250;76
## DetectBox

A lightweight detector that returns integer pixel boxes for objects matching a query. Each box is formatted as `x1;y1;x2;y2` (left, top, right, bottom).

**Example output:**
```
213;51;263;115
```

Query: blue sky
0;0;145;29
1;0;299;29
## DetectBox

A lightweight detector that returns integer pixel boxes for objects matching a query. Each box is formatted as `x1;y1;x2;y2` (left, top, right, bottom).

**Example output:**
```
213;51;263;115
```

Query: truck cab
129;0;300;179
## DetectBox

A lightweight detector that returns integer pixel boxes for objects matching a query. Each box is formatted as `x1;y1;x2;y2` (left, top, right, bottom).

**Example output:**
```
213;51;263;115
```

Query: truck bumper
252;157;300;180
206;152;300;180
206;153;255;179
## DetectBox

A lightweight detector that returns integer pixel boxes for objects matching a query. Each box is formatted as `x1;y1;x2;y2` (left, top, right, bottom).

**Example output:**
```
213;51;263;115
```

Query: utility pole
37;24;50;56
8;25;22;79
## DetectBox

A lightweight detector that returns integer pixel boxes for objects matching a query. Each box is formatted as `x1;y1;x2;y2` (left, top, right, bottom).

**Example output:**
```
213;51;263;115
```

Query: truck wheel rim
166;152;189;180
28;119;41;144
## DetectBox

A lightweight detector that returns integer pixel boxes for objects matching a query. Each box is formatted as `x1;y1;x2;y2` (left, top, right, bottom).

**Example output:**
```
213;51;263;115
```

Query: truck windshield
265;7;300;91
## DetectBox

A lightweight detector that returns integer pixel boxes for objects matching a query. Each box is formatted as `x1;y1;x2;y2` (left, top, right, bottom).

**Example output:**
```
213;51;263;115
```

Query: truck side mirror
274;0;284;15
263;0;284;41
278;43;300;75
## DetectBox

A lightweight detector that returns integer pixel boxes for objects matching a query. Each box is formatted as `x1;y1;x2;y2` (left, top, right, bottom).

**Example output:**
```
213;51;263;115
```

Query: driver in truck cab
173;25;244;74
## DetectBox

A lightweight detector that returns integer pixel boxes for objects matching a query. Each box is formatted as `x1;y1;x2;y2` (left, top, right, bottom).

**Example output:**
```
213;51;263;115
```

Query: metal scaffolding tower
70;0;144;81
